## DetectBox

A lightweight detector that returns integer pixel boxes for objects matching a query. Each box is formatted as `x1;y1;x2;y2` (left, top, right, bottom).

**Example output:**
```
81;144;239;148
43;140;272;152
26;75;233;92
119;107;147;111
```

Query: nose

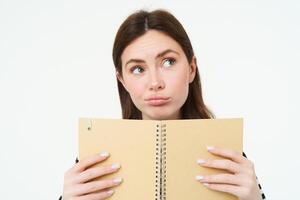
149;69;165;91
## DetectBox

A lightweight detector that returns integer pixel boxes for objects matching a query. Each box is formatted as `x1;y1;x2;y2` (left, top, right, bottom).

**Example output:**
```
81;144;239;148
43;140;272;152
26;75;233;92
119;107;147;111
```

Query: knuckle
99;166;112;176
205;160;212;166
82;158;93;166
104;166;114;173
84;167;113;181
107;179;117;186
205;176;211;182
233;151;240;158
223;174;231;182
218;185;229;193
81;156;96;166
86;183;99;192
98;181;110;189
98;180;113;190
224;160;232;169
85;169;98;180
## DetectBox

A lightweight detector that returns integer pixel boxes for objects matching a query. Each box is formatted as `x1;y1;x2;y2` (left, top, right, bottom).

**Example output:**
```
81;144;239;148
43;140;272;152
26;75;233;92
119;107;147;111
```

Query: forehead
121;30;183;62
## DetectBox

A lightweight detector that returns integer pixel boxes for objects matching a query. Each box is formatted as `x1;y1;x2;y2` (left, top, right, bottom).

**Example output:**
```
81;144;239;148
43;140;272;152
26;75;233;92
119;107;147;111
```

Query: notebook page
79;118;158;200
164;118;243;200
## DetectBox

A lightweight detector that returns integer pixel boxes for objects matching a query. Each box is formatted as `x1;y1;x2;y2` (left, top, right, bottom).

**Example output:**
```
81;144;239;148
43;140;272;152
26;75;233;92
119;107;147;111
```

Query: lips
145;96;171;106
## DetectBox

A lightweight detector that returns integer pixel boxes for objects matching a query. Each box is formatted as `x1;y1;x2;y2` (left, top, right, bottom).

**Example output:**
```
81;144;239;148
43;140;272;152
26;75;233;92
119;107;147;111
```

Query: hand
196;147;262;200
63;152;122;200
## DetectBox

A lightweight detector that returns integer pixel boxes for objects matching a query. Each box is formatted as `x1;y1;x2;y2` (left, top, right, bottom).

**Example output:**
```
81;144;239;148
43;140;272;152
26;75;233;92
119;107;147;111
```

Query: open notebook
79;118;243;200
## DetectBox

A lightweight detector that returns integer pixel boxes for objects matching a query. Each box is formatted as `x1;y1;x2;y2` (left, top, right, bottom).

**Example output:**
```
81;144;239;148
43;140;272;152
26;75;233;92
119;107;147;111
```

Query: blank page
164;118;243;200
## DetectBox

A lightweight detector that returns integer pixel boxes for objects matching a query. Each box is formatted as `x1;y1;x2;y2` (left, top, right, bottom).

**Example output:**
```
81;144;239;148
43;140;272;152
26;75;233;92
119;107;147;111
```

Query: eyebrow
124;49;180;67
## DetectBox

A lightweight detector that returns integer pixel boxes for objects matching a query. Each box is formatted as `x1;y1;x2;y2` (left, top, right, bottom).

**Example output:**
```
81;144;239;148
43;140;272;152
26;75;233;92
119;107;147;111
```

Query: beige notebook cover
79;118;243;200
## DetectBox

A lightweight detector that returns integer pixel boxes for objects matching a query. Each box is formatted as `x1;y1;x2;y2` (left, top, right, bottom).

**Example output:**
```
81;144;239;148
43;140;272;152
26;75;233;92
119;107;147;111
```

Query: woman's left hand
196;146;262;200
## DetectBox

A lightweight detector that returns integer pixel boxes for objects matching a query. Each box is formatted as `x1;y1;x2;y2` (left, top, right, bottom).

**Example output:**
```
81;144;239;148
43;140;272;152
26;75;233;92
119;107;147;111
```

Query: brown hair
112;9;214;119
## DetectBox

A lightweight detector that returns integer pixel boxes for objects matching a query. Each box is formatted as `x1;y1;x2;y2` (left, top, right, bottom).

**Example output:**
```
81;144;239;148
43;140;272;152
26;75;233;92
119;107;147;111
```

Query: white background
0;0;298;199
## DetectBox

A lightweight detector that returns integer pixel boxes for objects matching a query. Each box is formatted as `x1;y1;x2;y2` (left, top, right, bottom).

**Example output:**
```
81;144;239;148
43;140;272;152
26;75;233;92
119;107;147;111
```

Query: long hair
112;9;214;119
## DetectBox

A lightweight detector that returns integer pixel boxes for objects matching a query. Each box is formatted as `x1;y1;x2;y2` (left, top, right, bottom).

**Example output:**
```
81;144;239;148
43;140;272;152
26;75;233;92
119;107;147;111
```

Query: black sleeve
243;152;266;199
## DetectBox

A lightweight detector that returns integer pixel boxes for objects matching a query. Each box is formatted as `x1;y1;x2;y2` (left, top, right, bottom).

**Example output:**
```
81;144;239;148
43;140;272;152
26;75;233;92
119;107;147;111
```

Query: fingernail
195;175;204;181
106;190;114;195
203;183;210;187
197;159;205;164
100;151;110;157
111;163;121;169
207;146;214;151
113;177;123;183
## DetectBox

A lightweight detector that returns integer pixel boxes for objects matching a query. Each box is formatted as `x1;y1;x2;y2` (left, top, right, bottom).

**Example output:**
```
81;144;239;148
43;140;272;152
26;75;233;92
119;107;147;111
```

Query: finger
77;189;115;200
197;158;240;173
75;163;121;183
196;173;242;185
202;182;242;197
72;152;110;173
207;146;246;164
76;178;123;195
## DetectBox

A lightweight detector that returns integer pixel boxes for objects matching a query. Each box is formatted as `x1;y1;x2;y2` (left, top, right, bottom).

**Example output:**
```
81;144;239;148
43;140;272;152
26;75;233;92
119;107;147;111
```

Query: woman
61;9;265;200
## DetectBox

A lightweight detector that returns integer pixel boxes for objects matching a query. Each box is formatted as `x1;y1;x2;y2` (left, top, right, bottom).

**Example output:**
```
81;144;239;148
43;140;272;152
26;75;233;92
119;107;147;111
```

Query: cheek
125;79;145;99
167;68;190;94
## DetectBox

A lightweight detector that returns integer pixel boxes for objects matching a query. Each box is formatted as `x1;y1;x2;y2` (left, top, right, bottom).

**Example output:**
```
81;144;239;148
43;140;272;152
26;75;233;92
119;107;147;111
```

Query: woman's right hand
62;152;122;200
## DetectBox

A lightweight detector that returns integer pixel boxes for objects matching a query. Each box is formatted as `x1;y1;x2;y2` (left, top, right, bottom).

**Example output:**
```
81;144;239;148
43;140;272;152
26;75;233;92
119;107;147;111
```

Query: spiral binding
155;123;167;200
155;123;160;200
155;124;161;200
161;123;167;200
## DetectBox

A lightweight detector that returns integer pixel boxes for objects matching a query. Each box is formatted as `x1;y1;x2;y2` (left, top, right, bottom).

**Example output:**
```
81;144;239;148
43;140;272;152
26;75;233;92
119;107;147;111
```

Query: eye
130;66;144;74
162;58;176;68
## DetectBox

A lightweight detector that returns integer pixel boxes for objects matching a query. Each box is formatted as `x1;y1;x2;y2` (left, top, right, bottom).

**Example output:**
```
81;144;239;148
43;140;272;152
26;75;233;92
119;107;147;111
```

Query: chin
143;108;180;120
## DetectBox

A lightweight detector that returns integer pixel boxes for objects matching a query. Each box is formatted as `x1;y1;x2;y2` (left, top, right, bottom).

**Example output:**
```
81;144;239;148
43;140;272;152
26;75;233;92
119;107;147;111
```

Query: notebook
79;118;243;200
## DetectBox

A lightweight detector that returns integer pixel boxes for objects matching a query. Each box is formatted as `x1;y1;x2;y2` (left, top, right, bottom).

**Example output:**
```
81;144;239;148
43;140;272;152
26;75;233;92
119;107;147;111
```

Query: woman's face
117;30;197;120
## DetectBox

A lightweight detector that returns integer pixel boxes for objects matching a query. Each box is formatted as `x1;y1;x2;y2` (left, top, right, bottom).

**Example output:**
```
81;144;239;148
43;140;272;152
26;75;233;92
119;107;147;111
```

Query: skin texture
63;152;123;200
62;30;262;200
117;30;197;120
197;146;262;200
